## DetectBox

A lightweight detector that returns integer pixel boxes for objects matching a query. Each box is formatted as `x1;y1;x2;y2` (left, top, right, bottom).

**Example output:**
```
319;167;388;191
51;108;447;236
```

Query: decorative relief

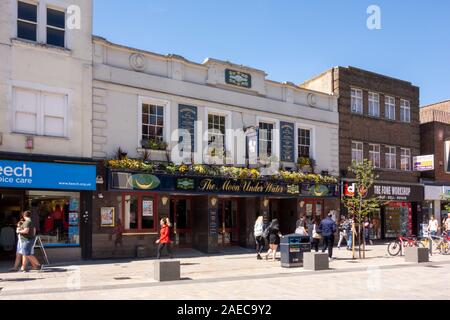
307;93;317;107
129;53;146;72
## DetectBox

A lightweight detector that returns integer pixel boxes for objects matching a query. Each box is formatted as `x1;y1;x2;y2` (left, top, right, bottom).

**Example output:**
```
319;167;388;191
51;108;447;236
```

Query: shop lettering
199;179;219;192
374;185;411;197
0;164;33;184
199;179;285;194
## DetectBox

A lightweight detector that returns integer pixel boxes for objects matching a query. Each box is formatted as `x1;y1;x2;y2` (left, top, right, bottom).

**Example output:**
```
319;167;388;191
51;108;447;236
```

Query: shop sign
343;182;423;202
131;174;160;190
374;185;411;201
225;69;252;88
177;178;195;190
0;160;96;190
280;122;295;162
309;184;330;197
287;184;299;194
198;178;285;194
413;155;434;171
178;104;197;151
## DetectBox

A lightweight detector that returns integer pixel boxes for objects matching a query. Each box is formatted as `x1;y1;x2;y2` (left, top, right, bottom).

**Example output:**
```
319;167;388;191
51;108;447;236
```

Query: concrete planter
405;247;429;263
303;252;329;271
137;148;169;162
154;260;180;282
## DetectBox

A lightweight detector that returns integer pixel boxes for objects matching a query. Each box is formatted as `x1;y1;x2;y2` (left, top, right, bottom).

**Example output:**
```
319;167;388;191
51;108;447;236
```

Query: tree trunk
363;224;366;259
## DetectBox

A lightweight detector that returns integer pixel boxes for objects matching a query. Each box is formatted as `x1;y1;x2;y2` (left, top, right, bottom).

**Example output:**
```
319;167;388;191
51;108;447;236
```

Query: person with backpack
254;216;266;260
17;211;41;272
318;211;337;261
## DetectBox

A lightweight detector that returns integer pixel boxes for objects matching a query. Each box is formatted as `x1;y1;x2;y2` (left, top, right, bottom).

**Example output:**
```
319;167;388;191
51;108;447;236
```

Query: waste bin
280;234;311;268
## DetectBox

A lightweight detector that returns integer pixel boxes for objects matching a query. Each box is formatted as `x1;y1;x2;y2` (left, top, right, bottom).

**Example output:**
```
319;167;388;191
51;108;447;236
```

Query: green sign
177;178;195;190
225;69;252;88
310;184;329;197
131;174;161;190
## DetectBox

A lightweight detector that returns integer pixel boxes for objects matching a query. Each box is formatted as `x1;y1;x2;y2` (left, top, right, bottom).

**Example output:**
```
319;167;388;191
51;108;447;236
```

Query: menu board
178;104;197;152
280;121;295;162
209;209;218;236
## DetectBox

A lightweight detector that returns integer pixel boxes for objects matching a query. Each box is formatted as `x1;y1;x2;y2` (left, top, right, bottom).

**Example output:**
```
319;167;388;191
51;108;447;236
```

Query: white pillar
434;200;441;226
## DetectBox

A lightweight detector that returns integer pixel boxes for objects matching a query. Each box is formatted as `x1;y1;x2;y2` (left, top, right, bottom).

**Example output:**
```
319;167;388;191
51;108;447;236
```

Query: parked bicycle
419;231;449;255
387;234;423;256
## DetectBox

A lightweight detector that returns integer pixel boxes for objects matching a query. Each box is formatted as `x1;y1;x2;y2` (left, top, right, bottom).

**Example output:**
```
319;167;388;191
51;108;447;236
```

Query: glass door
169;198;192;246
218;200;239;246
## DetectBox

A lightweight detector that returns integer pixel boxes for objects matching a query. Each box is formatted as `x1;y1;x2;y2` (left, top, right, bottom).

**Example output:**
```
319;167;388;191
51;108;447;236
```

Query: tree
342;159;381;259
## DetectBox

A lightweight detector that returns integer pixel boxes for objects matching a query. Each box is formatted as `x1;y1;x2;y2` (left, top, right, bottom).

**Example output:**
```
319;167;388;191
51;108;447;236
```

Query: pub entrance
217;199;239;246
169;197;193;247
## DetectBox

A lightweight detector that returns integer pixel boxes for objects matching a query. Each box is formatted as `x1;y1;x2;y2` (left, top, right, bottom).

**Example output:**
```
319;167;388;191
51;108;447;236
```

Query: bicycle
419;232;450;255
387;234;423;256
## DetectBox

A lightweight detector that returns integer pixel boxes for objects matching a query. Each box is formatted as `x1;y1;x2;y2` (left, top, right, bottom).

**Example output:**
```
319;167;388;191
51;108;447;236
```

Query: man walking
318;211;337;261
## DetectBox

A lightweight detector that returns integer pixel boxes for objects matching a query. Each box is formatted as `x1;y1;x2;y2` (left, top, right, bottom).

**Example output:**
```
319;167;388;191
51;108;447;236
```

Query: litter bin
280;234;311;268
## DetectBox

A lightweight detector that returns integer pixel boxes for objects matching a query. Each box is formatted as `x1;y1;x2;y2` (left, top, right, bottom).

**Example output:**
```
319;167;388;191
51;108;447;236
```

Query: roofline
421;99;450;109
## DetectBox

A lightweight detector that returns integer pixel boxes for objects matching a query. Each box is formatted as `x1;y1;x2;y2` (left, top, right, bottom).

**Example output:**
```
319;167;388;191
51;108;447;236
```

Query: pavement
0;243;449;300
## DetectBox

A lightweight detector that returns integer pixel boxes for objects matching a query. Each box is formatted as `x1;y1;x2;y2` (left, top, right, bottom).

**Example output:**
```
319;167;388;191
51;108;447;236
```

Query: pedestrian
295;216;308;236
310;218;321;252
254;216;266;260
111;218;124;255
318;211;337;261
346;215;354;250
364;217;373;245
52;204;64;239
156;217;173;259
296;214;307;229
444;215;450;236
337;216;349;249
264;219;281;261
427;215;439;237
17;211;41;272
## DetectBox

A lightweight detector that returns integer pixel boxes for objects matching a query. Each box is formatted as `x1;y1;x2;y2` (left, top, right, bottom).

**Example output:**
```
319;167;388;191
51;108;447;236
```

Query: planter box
137;148;169;162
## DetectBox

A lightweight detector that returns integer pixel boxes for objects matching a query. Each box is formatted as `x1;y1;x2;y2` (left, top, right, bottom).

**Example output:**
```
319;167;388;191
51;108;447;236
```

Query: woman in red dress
155;218;173;259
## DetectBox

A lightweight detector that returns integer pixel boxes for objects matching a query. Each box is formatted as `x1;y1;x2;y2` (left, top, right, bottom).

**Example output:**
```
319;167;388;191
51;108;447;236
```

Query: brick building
420;101;450;231
302;66;423;238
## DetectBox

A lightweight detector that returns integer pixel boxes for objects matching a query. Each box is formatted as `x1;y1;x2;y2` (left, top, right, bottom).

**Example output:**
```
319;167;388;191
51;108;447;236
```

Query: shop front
90;169;340;259
422;184;450;236
0;158;97;263
343;181;424;239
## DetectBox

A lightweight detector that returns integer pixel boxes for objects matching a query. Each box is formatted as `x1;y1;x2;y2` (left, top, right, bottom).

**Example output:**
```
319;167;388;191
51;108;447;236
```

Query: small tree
342;159;380;259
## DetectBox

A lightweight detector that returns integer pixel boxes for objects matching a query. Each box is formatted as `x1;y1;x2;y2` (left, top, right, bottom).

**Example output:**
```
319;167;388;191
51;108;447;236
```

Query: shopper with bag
17;211;41;272
310;218;322;252
254;216;266;260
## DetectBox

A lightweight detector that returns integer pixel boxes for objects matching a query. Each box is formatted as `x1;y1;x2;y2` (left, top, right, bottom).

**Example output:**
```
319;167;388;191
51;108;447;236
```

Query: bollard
154;260;180;282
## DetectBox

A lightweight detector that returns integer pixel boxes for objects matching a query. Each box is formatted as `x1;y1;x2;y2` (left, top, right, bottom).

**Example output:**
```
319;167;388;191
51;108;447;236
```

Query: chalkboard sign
178;104;197;151
280;122;295;162
209;208;218;236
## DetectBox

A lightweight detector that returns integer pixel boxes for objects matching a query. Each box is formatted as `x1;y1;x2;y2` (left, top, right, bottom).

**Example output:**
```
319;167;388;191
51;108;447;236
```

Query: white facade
0;0;93;158
92;37;340;175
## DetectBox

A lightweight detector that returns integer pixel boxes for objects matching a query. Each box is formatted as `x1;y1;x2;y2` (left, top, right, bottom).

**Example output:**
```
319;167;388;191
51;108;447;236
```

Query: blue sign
0;160;96;190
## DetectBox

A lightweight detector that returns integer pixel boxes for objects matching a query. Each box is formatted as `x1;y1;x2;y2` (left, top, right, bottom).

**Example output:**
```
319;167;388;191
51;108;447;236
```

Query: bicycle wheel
387;240;402;256
439;241;450;255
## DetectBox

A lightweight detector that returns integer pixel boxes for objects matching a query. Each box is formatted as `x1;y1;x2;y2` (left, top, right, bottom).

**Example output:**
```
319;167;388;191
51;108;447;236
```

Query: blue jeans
347;230;353;248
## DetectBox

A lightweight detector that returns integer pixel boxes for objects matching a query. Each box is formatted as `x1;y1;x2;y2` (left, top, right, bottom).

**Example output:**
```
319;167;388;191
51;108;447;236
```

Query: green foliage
342;159;381;223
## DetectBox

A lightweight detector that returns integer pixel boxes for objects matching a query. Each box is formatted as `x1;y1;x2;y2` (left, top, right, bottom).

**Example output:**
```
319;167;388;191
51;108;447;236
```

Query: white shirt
428;219;439;232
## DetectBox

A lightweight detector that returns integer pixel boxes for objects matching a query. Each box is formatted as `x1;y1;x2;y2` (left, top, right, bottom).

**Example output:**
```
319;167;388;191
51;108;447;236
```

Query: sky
93;0;450;106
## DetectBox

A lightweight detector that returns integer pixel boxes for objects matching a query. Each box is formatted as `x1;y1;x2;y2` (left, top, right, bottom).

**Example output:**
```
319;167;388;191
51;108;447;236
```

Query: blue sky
93;0;450;106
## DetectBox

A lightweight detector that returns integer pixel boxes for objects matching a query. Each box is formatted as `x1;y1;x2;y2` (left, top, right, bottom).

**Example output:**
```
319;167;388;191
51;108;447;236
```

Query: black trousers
311;238;320;252
157;243;173;259
322;235;335;258
255;236;265;254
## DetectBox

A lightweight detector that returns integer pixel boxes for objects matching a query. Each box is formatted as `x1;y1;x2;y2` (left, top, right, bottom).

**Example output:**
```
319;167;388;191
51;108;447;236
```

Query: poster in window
100;207;115;227
69;212;79;226
69;198;79;211
142;199;154;217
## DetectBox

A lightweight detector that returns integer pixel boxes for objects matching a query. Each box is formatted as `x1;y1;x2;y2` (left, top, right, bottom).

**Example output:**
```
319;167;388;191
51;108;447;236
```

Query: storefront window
122;193;157;232
26;191;80;247
384;202;411;238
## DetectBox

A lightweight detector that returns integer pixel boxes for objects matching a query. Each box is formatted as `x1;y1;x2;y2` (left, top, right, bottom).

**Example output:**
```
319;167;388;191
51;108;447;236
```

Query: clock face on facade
225;69;252;88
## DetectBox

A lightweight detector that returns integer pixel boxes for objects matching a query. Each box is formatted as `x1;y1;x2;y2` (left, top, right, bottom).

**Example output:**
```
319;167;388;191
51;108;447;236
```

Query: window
47;7;65;47
208;114;226;159
368;92;380;117
298;128;311;158
400;99;411;123
351;88;363;114
122;194;156;232
13;87;68;137
352;141;363;163
259;122;274;157
142;104;164;144
369;144;380;168
385;146;397;169
401;148;411;171
17;1;37;41
385;96;396;120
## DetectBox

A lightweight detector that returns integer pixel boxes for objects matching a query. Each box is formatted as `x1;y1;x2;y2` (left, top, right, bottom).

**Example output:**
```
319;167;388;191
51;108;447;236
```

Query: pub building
303;66;424;238
88;36;341;258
